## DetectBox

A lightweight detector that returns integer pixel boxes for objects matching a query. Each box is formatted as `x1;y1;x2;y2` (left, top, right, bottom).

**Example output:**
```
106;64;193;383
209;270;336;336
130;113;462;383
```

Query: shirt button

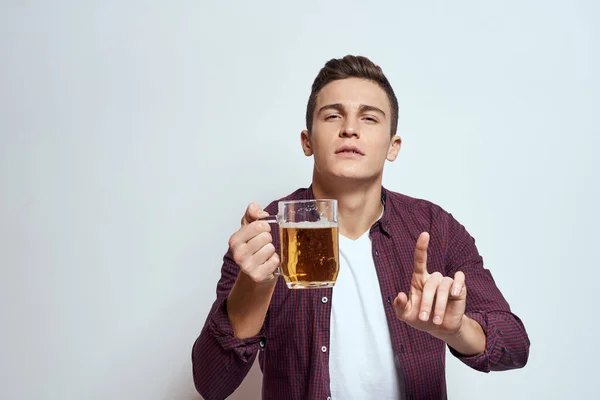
327;397;332;400
321;346;327;353
375;250;379;256
321;296;328;303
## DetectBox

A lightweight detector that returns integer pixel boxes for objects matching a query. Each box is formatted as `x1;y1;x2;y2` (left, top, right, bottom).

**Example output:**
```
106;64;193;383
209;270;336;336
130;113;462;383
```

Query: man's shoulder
383;187;446;215
381;187;461;232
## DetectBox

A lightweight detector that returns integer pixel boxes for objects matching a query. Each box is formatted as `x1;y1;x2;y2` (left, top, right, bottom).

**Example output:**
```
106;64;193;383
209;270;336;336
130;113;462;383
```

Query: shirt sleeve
442;212;530;372
191;248;266;400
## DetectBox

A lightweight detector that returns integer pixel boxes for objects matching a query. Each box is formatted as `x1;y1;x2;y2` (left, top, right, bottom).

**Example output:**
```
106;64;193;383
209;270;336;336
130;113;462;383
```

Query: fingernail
452;287;460;296
433;316;442;325
419;311;428;321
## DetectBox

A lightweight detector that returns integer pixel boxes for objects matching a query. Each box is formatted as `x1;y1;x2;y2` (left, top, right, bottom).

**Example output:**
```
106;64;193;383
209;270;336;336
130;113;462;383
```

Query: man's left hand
393;232;467;338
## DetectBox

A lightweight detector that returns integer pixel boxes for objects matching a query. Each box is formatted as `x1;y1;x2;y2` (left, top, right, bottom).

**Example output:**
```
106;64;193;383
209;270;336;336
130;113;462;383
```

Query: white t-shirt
329;230;402;399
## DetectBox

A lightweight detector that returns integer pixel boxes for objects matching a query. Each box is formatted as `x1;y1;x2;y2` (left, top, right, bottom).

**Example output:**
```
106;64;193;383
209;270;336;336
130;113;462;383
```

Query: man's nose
340;124;360;138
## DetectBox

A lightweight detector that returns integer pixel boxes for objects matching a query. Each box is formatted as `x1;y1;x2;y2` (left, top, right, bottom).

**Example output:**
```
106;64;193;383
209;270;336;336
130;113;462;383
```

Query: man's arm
227;272;277;338
443;213;530;372
191;204;280;399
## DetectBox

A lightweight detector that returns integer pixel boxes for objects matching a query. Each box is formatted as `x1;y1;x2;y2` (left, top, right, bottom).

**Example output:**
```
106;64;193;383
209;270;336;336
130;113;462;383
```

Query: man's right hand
226;203;280;338
228;202;280;284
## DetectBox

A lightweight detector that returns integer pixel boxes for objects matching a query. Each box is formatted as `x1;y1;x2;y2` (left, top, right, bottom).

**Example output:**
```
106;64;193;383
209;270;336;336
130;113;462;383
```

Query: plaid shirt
192;186;530;399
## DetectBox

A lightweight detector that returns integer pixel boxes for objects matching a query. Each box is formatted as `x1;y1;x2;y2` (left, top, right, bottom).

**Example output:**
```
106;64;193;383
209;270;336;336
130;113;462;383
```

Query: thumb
241;202;265;226
257;210;270;219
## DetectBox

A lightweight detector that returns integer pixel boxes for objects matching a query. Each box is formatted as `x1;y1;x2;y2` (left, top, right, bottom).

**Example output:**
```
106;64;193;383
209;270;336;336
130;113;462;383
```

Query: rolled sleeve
208;296;266;365
448;311;493;371
449;310;530;372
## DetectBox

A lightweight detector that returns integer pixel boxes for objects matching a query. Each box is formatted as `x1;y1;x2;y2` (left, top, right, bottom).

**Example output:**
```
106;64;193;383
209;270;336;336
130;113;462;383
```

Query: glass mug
261;199;340;289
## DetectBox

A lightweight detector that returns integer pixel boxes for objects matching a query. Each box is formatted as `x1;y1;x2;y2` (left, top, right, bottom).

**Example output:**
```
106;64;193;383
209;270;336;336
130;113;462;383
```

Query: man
192;55;530;399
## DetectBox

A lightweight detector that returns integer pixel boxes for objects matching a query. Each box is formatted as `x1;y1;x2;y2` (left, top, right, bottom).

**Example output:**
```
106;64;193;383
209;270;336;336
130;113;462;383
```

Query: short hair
306;55;399;137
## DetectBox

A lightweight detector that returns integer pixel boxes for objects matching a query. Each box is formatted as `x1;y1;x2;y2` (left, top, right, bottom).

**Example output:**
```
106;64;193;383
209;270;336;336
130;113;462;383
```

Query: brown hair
305;55;399;137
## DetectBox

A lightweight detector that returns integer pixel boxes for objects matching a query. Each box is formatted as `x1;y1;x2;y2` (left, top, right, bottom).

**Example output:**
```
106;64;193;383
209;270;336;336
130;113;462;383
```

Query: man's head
305;55;399;137
301;55;402;183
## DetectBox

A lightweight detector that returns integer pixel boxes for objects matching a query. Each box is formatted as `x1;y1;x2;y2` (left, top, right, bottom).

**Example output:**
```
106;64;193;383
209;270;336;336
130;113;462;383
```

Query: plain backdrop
1;1;598;399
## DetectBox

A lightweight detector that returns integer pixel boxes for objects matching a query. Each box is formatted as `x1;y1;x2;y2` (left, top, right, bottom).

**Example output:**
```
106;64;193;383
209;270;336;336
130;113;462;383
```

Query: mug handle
258;215;278;224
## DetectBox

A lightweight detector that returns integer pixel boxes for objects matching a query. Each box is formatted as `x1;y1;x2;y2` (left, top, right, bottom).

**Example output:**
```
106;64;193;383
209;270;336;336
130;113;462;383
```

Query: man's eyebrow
359;104;386;117
317;103;345;114
317;103;386;118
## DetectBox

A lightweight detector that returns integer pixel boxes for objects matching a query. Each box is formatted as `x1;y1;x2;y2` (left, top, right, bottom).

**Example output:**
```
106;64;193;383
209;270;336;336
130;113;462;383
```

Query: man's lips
335;145;364;155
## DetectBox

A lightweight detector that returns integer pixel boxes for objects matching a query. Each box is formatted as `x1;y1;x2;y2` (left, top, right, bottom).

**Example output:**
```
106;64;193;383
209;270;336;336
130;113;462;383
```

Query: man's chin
327;171;375;183
314;165;378;183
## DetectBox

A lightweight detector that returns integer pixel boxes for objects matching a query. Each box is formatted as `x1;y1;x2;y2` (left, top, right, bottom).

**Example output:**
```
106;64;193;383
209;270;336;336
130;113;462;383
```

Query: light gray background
1;1;598;399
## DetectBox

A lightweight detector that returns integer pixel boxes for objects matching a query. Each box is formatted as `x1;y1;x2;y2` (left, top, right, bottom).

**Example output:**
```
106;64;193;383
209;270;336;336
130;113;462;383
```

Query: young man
192;55;530;399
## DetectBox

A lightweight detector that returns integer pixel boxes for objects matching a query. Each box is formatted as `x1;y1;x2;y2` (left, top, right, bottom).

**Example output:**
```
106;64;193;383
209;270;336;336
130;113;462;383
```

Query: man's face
301;77;401;182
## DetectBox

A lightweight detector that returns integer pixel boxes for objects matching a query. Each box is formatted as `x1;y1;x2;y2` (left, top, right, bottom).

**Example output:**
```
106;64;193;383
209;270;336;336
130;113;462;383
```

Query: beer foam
280;218;336;229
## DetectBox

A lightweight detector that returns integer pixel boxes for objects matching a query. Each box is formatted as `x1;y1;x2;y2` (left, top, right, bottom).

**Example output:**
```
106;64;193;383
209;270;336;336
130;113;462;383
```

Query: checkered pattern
192;186;530;399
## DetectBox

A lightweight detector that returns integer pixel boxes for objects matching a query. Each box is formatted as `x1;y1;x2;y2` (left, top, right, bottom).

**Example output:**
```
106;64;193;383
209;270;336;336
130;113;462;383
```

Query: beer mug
262;199;339;289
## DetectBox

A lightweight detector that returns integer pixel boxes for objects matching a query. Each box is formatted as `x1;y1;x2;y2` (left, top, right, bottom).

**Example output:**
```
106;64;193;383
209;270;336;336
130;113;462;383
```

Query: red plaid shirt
192;186;530;399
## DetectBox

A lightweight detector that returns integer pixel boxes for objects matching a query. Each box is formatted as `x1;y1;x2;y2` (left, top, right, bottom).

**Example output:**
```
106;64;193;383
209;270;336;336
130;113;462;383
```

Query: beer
279;221;339;289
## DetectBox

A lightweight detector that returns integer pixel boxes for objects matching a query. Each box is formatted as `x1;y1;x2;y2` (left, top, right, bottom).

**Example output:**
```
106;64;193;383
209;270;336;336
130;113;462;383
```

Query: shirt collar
379;187;391;236
305;185;315;200
305;184;392;236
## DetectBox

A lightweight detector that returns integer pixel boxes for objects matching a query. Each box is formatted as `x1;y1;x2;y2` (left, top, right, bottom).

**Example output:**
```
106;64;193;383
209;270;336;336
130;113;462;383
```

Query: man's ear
301;129;313;156
387;135;402;161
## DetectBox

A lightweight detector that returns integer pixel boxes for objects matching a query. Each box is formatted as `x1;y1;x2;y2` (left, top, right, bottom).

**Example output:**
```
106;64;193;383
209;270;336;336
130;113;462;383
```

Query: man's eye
364;116;377;122
326;115;340;120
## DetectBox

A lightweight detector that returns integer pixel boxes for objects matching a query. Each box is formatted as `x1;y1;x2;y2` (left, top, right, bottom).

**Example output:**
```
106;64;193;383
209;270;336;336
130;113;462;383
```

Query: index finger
241;202;269;226
413;231;430;276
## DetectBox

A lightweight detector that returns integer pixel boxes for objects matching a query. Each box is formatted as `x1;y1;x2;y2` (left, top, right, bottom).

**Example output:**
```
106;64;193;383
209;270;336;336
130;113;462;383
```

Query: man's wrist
237;270;279;291
227;271;278;339
436;315;486;356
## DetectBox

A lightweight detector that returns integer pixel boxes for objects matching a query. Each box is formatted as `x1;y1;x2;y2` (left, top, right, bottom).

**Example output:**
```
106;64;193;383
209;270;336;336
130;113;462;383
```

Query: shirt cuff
208;297;266;365
448;311;497;373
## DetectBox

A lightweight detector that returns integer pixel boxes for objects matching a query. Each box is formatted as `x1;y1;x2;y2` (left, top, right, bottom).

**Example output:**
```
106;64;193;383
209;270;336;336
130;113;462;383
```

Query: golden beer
279;222;339;289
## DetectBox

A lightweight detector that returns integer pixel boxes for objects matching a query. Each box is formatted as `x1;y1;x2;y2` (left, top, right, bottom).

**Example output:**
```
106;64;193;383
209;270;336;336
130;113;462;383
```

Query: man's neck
311;174;384;240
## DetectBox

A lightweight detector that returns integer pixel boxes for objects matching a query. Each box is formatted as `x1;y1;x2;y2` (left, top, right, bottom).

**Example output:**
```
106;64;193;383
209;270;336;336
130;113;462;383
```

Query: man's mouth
335;145;364;155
